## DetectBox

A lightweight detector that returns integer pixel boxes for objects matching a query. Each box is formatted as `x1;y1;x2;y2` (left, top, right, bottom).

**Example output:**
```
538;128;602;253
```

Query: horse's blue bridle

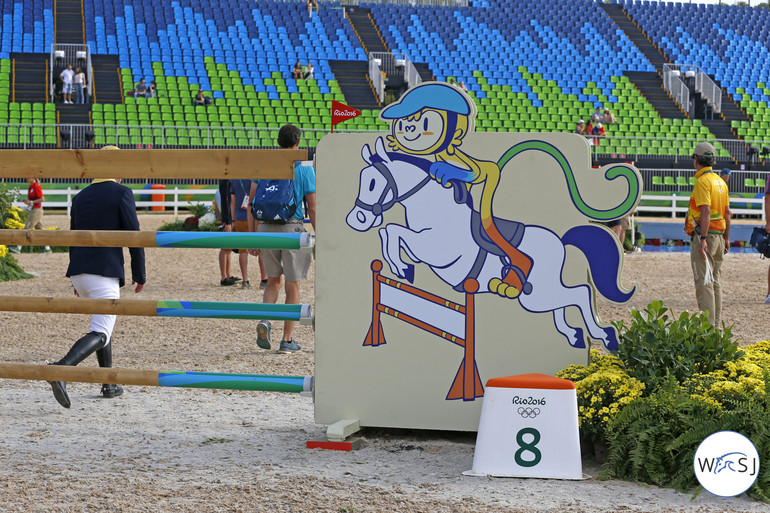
354;161;432;216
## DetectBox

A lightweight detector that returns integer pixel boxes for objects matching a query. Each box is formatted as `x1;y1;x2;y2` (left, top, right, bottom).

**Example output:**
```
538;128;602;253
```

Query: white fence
13;187;218;216
14;187;767;222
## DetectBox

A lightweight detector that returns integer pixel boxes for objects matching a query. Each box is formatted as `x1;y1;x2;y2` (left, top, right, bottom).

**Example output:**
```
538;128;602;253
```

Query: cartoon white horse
346;138;636;351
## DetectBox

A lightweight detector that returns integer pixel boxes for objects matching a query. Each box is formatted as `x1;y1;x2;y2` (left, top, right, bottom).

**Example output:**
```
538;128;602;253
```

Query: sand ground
0;214;768;512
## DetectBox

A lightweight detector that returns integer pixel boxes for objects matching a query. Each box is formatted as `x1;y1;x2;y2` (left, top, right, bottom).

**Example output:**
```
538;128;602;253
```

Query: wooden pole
0;363;158;386
0;296;159;316
0;149;307;179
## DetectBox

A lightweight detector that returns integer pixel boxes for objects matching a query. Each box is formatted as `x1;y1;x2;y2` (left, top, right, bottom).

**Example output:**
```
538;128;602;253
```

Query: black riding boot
96;341;123;399
49;331;108;408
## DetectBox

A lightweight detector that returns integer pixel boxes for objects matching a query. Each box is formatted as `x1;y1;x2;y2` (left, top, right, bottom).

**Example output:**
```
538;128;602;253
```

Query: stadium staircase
328;60;380;110
325;7;387;110
413;62;434;83
90;55;123;104
10;53;48;103
601;3;670;72
54;0;85;44
346;7;388;55
623;71;685;119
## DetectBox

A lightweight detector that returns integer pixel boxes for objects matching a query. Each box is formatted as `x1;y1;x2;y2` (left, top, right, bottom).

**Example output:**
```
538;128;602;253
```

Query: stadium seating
623;0;770;149
0;0;54;56
0;0;768;156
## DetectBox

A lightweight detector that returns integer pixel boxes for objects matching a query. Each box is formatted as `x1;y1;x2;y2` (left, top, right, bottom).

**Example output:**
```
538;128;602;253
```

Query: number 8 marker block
464;373;583;479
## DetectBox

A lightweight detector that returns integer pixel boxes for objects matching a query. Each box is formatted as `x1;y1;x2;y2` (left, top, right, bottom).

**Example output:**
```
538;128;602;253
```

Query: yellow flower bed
557;350;645;442
4;218;24;230
687;340;770;408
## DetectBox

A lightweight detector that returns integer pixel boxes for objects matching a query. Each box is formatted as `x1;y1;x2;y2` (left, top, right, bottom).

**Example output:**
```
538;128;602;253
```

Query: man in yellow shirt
684;142;730;324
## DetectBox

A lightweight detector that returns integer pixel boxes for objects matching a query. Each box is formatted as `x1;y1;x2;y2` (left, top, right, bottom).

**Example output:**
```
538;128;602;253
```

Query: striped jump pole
364;260;482;402
0;296;313;324
0;230;314;252
0;363;313;394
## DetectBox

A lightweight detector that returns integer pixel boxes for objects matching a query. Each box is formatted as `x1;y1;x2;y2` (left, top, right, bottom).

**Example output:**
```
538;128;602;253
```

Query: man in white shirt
60;64;75;104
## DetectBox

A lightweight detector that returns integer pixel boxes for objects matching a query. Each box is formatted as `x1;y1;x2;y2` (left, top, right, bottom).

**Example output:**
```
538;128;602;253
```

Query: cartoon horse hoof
488;278;520;299
603;327;619;352
403;264;415;284
565;327;586;348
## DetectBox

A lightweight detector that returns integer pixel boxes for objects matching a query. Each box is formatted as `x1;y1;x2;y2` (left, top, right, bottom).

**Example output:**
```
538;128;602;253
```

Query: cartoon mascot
380;82;531;299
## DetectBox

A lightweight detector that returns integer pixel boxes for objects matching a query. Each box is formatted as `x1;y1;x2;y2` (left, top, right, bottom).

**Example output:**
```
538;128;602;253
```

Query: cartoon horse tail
496;140;640;221
561;225;635;303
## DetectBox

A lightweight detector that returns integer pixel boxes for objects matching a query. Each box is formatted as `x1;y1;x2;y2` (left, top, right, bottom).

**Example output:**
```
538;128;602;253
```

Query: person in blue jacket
48;146;146;408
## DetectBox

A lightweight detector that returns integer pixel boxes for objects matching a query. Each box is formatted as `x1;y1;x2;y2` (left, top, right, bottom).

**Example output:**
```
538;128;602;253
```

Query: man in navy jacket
49;148;146;408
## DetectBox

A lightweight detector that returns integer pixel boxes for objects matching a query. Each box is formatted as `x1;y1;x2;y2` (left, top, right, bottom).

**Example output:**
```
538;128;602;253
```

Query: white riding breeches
70;273;120;342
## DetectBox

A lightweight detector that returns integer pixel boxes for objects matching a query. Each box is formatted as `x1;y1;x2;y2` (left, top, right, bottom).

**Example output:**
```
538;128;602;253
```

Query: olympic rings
517;407;541;418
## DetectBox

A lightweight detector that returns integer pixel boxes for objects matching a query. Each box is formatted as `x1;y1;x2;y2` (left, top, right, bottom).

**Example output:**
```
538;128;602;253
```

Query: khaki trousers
25;207;43;230
690;233;724;325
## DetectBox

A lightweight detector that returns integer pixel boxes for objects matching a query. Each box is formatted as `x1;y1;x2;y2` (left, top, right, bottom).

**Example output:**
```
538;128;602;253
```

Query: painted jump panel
365;260;482;402
0;363;314;393
0;149;307;179
0;296;313;322
0;230;313;251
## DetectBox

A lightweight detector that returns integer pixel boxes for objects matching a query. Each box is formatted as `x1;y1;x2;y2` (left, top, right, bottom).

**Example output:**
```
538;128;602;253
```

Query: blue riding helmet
380;82;473;119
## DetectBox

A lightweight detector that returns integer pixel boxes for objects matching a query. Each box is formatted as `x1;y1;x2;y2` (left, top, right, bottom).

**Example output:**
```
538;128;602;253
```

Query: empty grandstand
0;0;768;176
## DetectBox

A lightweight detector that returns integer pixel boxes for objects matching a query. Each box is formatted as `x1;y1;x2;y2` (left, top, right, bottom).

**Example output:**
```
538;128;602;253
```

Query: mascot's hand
429;162;474;187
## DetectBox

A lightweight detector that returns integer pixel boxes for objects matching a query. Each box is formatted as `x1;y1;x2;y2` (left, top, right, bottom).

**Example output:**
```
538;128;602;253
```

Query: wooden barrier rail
0;149;306;179
0;363;314;393
0;296;313;323
0;230;314;251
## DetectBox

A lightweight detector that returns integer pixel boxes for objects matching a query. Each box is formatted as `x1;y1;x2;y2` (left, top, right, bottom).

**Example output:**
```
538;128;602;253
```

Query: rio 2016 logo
694;431;759;497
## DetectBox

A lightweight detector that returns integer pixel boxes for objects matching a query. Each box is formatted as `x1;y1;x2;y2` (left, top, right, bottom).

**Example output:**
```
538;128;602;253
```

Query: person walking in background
73;67;86;104
249;124;315;354
48;146;146;409
218;179;240;287
11;177;51;253
230;178;267;289
764;175;770;304
60;64;74;104
684;142;730;325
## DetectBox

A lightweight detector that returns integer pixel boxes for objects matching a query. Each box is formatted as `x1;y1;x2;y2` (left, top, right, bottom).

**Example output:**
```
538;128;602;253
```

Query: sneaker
220;276;238;286
259;279;268;289
9;246;20;253
765;294;770;305
278;340;302;354
101;384;124;398
241;280;251;289
230;276;242;283
256;320;272;349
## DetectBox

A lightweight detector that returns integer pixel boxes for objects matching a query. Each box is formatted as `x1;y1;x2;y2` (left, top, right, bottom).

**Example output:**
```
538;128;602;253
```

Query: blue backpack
250;179;297;223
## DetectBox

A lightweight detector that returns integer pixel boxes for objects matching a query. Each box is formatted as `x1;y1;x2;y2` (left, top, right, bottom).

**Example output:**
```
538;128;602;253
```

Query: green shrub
602;375;770;502
613;300;743;393
0;252;33;281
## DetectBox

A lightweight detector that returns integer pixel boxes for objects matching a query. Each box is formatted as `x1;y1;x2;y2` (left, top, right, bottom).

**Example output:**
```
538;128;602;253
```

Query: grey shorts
62;83;73;94
257;221;311;282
